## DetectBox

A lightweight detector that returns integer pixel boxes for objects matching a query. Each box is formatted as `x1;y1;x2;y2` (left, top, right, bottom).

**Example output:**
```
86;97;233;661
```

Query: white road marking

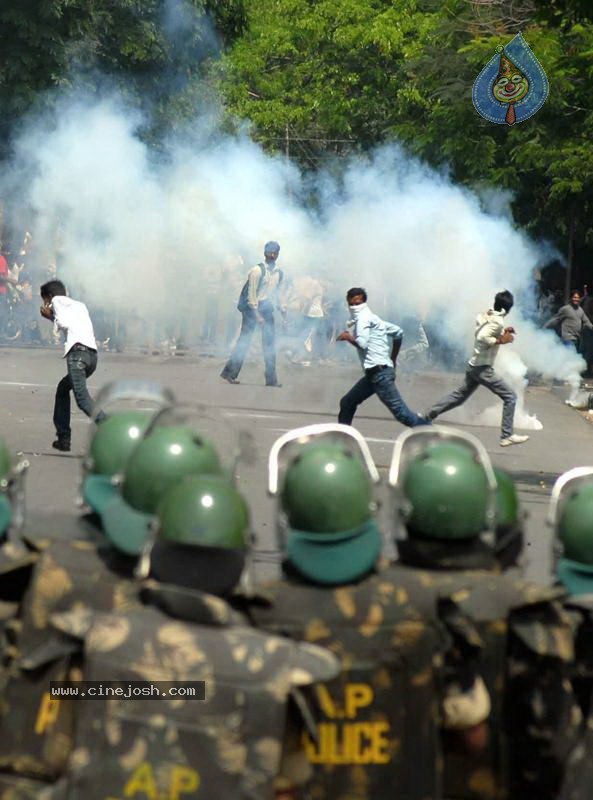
0;381;53;387
226;412;288;420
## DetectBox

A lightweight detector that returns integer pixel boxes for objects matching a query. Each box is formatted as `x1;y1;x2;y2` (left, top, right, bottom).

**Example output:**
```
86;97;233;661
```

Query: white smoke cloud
1;82;582;419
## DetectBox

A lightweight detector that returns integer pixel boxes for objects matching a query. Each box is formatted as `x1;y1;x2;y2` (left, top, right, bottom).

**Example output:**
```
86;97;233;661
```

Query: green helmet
281;442;373;533
558;483;593;565
95;425;222;557
151;475;249;595
0;438;13;534
402;441;490;539
493;467;520;530
277;440;381;586
83;410;155;515
82;380;176;516
158;475;248;549
0;439;11;480
122;425;222;515
553;472;593;595
89;411;153;477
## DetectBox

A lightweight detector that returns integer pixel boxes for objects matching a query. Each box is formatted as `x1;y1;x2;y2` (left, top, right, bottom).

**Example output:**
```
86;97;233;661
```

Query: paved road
1;345;592;584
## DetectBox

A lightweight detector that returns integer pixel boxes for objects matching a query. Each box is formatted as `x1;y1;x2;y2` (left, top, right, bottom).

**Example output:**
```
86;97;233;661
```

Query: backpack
237;263;283;312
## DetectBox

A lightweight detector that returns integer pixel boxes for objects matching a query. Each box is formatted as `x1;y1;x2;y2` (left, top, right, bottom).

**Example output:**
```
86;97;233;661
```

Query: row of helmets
0;379;591;593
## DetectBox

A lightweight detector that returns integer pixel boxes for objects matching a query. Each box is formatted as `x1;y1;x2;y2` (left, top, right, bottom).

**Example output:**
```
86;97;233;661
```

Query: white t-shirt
51;296;97;357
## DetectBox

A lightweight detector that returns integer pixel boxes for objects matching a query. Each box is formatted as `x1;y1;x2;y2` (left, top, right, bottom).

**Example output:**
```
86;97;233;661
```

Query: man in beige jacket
424;290;529;447
221;241;285;387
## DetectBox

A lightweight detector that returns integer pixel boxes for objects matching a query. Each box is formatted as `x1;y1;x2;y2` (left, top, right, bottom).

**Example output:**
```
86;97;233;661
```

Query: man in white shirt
40;280;103;452
425;290;529;447
337;287;428;428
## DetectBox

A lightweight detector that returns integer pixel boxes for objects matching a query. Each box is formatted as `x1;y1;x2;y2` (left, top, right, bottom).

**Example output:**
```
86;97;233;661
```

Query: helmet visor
389;426;497;540
268;423;379;495
144;403;255;483
268;423;379;559
82;379;176;507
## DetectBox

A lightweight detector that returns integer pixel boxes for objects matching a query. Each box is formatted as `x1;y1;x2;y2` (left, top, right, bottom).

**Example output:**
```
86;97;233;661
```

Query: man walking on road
220;241;284;387
40;280;104;452
337;287;428;428
425;289;529;447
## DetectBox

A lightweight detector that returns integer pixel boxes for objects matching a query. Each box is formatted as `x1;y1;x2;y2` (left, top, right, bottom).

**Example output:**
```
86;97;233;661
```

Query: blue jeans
338;366;428;427
221;302;278;384
53;347;98;438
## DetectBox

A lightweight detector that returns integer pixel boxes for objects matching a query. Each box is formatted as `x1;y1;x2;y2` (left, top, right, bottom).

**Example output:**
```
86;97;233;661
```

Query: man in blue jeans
40;280;104;452
337;288;428;428
220;241;284;387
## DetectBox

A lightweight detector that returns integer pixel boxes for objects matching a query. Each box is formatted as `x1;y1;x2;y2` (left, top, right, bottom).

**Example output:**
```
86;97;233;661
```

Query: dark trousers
427;364;516;439
221;303;278;384
338;366;428;427
53;347;98;439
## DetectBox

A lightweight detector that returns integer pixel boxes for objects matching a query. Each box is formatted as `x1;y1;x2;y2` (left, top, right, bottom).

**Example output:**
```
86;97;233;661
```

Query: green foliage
216;0;439;162
0;0;246;151
2;0;593;273
217;0;593;272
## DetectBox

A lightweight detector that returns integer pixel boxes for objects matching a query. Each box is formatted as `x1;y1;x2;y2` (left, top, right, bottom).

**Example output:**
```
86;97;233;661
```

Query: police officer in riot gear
389;426;580;800
250;423;491;800
0;382;179;791
55;473;338;799
549;469;593;800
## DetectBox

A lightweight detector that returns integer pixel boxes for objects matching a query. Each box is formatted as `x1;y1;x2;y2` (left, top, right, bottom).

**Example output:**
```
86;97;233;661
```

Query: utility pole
285;124;292;200
565;206;576;302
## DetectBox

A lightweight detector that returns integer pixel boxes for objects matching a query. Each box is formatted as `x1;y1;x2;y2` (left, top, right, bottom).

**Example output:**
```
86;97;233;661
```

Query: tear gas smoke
0;85;583;424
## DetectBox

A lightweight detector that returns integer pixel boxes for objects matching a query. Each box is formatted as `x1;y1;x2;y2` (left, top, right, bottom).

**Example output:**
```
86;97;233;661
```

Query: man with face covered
425;289;529;447
337;287;428;428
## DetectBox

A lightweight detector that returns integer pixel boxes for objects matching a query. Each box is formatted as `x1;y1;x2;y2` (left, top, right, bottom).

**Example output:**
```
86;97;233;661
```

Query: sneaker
266;382;283;388
52;438;71;452
500;434;529;447
220;374;240;385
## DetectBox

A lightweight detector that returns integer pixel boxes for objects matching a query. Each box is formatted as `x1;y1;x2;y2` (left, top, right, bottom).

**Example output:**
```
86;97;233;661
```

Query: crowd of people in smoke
2;230;593;380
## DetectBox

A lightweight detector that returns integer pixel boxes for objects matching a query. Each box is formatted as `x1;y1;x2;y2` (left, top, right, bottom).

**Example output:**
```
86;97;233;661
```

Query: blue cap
264;241;280;254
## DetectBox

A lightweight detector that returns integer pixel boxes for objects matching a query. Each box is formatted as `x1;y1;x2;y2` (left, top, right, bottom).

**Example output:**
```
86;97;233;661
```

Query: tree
0;0;246;155
218;0;593;283
216;0;439;166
